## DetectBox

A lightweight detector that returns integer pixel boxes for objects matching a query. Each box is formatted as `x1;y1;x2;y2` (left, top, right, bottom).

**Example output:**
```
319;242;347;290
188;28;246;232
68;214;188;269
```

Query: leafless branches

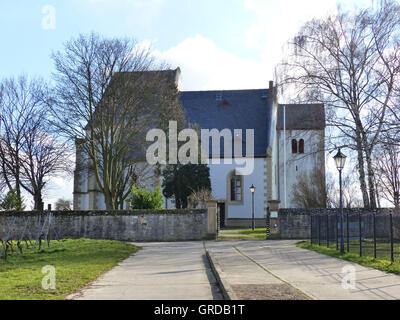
49;33;184;210
277;0;400;208
374;140;400;208
291;168;327;208
0;76;72;210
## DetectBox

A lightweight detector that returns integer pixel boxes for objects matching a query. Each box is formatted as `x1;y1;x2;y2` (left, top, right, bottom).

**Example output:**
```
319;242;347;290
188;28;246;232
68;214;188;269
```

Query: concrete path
206;240;400;300
68;242;222;300
68;240;400;300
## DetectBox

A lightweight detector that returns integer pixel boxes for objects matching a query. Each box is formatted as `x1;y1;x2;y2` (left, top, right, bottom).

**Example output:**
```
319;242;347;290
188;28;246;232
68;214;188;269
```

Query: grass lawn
218;228;268;240
238;228;269;240
297;241;400;275
0;239;140;300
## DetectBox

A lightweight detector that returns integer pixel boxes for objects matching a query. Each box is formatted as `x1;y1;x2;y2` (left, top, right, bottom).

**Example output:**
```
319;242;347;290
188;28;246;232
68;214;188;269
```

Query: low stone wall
0;209;216;242
277;208;400;239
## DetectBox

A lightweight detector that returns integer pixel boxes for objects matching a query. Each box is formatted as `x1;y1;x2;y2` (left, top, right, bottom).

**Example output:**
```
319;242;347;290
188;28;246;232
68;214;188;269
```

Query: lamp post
250;184;256;230
334;148;347;254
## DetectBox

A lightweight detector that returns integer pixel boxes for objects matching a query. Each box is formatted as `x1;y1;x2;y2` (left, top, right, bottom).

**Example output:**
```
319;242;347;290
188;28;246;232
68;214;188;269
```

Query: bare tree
55;198;72;211
49;33;185;210
0;77;37;200
327;170;364;208
187;188;214;209
0;76;72;210
277;0;400;209
374;141;400;208
291;168;327;208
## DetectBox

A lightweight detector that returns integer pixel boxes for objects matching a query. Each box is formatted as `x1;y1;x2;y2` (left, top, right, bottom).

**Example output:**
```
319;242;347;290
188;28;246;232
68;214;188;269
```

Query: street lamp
334;148;347;254
250;184;256;230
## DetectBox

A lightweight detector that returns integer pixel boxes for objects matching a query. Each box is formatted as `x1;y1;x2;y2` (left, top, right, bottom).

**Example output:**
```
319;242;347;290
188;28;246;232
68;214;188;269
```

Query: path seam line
232;246;314;300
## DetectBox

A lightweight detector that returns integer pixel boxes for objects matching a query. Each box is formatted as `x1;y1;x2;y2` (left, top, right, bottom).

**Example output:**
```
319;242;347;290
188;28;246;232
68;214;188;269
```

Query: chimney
174;67;182;91
269;80;277;103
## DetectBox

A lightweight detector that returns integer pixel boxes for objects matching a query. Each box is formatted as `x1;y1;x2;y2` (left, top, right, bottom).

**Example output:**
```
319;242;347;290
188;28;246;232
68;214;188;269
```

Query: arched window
229;173;243;202
292;139;298;154
299;139;305;154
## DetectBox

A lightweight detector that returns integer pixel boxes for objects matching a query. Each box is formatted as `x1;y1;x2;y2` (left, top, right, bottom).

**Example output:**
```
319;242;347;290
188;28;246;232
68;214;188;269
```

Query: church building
73;68;326;227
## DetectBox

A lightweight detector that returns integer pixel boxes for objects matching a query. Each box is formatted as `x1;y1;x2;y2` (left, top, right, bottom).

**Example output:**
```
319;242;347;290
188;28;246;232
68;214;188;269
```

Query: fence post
373;213;377;259
336;212;339;251
310;214;313;246
318;214;321;246
346;212;349;252
359;211;362;257
326;214;329;248
390;214;394;263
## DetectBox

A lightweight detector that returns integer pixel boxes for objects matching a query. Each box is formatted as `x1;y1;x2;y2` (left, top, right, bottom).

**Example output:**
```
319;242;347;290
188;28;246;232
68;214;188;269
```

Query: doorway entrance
217;202;225;229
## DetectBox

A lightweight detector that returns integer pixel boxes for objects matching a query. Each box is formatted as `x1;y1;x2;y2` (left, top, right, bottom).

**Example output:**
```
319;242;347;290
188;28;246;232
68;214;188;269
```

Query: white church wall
80;194;89;211
73;147;90;210
278;129;325;208
209;158;267;219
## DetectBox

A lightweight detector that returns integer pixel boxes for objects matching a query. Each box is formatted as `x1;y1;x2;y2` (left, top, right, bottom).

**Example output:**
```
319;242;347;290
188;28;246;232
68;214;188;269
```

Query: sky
0;0;377;208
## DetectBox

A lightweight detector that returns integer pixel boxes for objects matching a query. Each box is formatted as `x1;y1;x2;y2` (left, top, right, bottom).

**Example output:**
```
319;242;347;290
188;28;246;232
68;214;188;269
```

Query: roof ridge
180;88;269;93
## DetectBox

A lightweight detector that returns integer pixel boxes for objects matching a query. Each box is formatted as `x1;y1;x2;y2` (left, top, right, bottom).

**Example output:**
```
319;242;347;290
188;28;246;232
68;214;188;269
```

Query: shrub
55;198;72;211
188;188;213;209
162;164;211;209
130;185;164;209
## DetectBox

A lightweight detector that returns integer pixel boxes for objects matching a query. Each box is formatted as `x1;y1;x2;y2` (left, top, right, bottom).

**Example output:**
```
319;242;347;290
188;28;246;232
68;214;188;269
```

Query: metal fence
311;212;400;262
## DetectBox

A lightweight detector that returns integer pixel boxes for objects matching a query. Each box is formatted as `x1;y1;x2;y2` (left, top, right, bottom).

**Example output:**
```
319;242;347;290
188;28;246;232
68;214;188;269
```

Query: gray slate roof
277;104;325;130
179;89;273;157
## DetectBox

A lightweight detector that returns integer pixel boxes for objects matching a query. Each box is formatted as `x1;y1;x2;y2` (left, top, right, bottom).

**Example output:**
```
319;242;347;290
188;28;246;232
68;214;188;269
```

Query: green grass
297;241;400;275
0;239;140;300
218;228;268;240
238;228;269;240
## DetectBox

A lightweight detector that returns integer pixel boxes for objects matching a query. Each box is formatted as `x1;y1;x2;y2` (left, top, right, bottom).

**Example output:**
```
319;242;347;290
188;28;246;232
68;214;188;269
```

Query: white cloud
154;34;272;91
241;0;339;75
152;0;359;91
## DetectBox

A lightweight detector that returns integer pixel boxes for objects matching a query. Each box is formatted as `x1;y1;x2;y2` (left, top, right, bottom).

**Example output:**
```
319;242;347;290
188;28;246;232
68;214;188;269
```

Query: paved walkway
206;240;400;300
68;240;400;300
67;242;222;300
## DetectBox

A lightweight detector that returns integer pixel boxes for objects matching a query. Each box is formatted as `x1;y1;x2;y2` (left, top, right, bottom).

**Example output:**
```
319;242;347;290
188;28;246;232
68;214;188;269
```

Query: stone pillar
267;200;281;235
206;201;218;237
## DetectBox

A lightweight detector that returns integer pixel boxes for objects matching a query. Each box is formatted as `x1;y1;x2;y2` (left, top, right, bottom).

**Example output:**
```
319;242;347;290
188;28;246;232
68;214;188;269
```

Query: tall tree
162;164;211;209
374;140;400;208
49;33;184;210
277;0;400;208
0;76;71;210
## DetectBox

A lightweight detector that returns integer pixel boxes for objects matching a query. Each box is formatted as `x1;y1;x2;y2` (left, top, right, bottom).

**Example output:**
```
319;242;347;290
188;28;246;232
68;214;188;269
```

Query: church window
299;139;305;154
230;174;242;202
292;139;298;154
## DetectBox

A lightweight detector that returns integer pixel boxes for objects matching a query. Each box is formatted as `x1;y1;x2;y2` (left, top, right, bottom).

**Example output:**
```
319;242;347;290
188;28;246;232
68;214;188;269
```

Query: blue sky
0;0;256;80
0;0;374;88
0;0;376;207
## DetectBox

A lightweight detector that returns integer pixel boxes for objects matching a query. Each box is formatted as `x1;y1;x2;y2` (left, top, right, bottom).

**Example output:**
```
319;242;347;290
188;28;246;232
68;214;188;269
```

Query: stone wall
0;209;217;242
277;208;400;239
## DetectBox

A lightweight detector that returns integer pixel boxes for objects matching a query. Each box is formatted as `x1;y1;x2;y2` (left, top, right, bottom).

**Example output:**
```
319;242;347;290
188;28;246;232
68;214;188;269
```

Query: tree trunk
356;135;370;208
104;191;114;211
394;191;399;209
365;150;377;209
34;192;43;211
